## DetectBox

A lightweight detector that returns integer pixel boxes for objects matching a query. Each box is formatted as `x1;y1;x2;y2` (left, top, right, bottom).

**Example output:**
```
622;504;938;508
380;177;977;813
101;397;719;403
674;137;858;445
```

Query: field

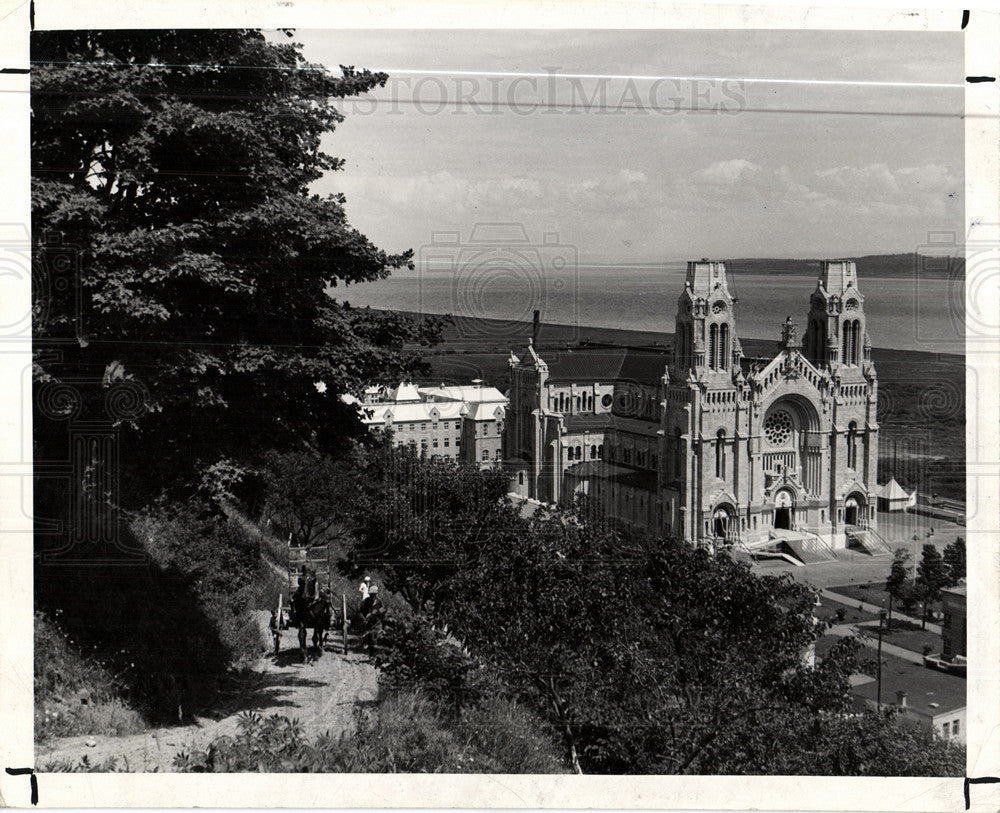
405;313;966;502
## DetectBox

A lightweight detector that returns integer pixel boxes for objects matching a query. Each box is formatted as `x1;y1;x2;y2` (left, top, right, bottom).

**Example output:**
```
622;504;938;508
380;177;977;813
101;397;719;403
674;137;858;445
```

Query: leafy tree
345;440;516;612
942;537;966;586
915;544;947;629
261;448;359;549
31;29;443;510
884;548;911;629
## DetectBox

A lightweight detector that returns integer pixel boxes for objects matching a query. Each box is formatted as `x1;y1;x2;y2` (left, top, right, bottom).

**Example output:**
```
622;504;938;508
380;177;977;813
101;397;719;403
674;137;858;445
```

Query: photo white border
1;1;997;809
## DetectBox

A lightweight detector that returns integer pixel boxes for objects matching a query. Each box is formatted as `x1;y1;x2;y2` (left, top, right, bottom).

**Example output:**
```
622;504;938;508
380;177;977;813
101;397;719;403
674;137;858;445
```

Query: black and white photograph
3;1;999;808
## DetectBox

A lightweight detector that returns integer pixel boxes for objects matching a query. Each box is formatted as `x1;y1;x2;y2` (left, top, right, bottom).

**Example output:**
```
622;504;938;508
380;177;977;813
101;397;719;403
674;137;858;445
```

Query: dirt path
36;612;378;772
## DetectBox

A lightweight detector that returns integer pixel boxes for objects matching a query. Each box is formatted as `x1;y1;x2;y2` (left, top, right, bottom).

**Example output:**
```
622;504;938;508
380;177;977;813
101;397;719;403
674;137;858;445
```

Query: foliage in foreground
345;445;967;776
35;610;145;741
174;694;567;774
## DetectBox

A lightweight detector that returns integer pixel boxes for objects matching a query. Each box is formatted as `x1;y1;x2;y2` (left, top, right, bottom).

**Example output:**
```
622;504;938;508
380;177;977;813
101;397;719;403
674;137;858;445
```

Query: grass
815;597;881;625
34;610;146;742
879;619;942;656
830;582;942;620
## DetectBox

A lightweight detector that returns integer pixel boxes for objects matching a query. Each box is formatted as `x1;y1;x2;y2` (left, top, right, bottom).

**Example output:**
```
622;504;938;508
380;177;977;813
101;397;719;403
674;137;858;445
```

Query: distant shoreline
548;253;964;280
394;311;965;364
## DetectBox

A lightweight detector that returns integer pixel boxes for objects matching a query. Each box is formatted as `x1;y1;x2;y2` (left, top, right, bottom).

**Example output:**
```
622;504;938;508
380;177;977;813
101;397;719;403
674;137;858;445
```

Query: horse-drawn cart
271;549;348;661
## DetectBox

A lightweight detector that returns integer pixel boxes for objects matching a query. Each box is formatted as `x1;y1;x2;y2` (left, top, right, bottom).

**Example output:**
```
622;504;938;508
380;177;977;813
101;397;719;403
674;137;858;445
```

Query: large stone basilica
506;260;881;553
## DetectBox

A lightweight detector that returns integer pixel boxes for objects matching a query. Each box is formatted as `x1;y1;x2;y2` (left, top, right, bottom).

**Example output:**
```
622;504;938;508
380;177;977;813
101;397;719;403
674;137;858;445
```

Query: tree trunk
547;678;583;774
887;594;893;632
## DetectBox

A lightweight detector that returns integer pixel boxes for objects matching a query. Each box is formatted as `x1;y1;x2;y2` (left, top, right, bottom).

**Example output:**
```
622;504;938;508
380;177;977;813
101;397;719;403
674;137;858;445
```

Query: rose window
763;410;793;446
711;300;726;315
844;299;859;311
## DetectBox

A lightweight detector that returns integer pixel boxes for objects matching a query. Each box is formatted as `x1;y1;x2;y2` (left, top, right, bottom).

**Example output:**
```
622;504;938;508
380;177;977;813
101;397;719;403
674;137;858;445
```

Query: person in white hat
358;575;371;602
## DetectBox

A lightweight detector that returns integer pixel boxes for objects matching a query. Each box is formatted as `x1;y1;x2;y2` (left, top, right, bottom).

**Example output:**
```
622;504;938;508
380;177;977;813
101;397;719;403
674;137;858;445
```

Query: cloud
697;158;762;185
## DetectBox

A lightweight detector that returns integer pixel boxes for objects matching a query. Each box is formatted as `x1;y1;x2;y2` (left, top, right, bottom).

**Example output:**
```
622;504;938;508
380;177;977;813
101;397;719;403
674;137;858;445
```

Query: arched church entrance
774;489;794;530
844;493;865;527
712;504;736;542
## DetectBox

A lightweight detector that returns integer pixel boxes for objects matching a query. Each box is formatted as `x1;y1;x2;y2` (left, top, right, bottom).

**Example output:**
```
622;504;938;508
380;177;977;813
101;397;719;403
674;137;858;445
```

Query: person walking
358;575;371;602
361;585;385;660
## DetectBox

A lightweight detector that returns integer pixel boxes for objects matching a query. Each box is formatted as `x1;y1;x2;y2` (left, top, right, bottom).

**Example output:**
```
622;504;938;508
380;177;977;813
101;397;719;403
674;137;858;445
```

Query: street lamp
876;610;887;711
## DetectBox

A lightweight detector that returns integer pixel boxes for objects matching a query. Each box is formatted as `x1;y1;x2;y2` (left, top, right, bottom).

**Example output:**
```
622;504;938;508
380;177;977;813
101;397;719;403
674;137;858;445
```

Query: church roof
543;346;670;385
565;460;657;491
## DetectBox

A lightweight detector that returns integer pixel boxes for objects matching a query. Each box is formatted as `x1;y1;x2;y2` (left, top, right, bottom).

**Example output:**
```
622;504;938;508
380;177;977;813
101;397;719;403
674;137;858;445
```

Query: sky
290;29;964;264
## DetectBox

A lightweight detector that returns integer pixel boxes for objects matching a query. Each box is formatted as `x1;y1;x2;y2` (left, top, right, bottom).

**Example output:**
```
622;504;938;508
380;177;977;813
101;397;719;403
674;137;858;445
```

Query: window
481;449;489;461
591;444;597;458
942;723;950;737
518;472;524;485
495;448;502;460
952;719;960;736
443;437;449;447
455;437;461;447
597;444;603;458
421;423;427;431
716;429;726;479
432;438;438;448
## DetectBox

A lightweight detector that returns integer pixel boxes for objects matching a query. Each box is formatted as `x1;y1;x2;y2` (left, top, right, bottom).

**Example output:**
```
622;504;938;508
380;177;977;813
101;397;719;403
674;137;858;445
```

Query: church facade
505;259;879;551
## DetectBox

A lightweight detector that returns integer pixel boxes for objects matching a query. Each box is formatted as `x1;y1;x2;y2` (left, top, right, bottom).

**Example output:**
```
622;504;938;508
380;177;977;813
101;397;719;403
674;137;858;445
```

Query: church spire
673;260;740;379
804;260;868;369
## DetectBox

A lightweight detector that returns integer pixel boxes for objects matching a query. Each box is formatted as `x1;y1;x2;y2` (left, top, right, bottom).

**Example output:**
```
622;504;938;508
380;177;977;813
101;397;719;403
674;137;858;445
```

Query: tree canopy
345;446;964;775
32;29;443;505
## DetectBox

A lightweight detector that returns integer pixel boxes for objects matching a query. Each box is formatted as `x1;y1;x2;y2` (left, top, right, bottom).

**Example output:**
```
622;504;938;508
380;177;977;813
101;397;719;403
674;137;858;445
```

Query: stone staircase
771;528;837;565
845;526;893;556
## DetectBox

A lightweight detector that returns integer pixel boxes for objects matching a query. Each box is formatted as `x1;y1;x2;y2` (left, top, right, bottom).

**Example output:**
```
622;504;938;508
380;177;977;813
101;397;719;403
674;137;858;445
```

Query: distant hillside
726;253;963;279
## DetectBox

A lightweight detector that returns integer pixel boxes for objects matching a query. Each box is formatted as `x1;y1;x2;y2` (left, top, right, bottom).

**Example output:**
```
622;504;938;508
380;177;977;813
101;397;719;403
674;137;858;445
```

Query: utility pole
876;610;887;711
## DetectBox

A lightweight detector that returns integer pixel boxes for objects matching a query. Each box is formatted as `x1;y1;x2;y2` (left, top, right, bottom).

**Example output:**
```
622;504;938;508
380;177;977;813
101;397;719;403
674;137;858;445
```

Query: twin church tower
507;259;880;552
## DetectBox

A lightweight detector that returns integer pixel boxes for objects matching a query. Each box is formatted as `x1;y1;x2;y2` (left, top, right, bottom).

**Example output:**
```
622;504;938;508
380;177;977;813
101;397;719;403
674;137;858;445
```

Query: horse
291;590;334;662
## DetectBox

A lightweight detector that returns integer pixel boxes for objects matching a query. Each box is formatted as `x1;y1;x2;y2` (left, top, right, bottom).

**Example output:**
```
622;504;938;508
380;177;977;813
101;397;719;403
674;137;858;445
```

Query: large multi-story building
506;259;881;552
350;381;506;469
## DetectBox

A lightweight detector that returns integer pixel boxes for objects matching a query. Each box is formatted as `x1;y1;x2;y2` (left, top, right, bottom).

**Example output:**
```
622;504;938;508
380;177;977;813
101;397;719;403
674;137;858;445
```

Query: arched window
715;429;726;478
674;428;684;478
597;444;603;459
575;396;581;411
852;320;861;364
709;324;719;370
847;421;857;469
518;471;524;485
575;445;582;460
481;448;489;461
842;329;849;366
720;323;730;370
591;444;597;458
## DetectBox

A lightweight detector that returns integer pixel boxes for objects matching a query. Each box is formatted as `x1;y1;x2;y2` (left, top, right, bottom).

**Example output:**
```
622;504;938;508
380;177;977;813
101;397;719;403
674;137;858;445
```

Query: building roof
564;413;615;432
540;347;671;385
387;382;421;402
565;460;657;491
878;478;911;500
849;652;966;718
562;413;660;435
942;583;967;598
464;401;506;421
419;384;507;403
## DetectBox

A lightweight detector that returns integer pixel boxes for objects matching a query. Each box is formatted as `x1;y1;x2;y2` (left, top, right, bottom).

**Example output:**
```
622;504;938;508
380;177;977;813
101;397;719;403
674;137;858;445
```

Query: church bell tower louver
673;260;741;380
804;260;871;370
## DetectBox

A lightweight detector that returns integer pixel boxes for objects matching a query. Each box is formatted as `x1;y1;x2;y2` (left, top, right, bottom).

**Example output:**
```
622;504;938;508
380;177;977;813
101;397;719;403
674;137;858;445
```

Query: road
36;612;378;772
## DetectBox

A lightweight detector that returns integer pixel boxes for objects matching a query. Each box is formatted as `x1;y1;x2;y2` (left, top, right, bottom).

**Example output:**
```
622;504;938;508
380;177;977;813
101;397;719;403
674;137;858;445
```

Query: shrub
35;611;144;741
376;615;483;715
